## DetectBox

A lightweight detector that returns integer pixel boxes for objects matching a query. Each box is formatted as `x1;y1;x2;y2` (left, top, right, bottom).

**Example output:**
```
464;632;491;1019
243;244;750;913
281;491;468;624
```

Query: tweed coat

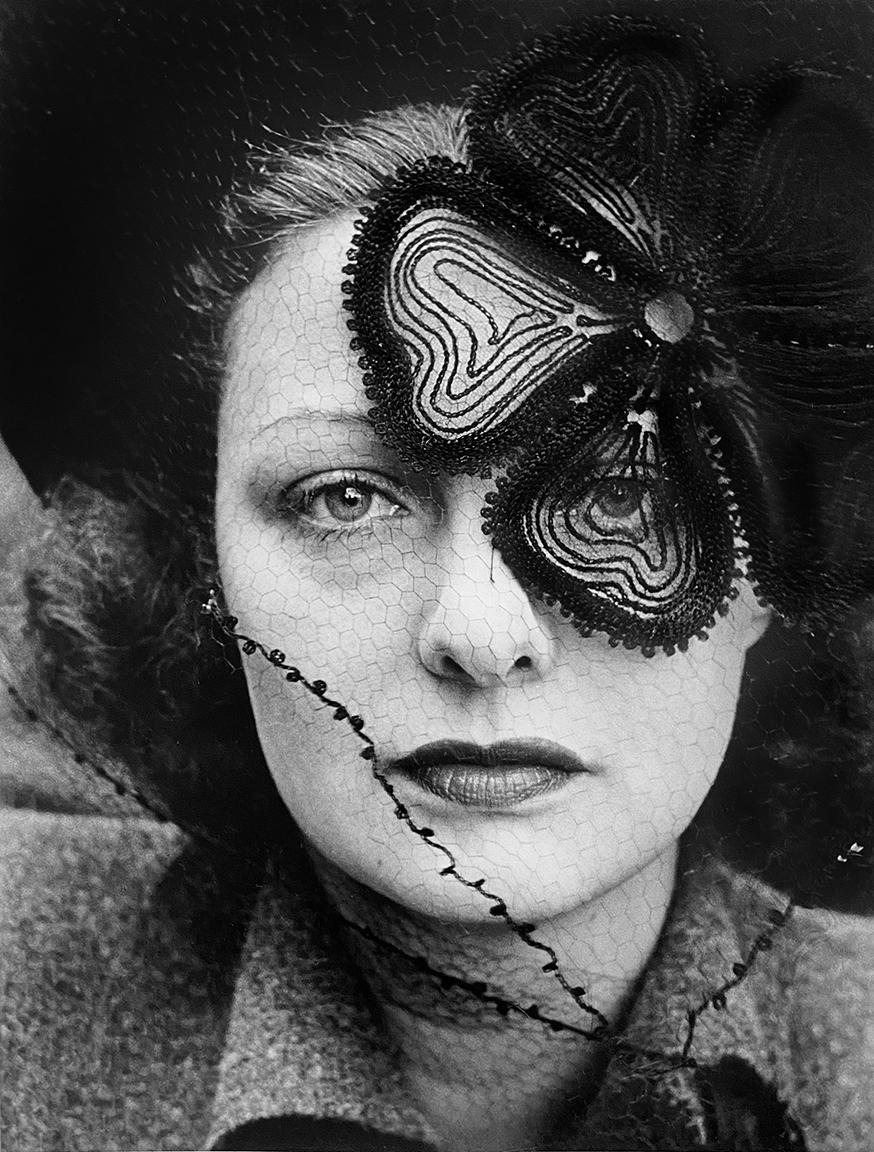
2;805;874;1151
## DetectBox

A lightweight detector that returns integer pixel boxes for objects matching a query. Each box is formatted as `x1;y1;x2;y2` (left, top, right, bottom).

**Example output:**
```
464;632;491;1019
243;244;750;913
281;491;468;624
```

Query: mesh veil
3;4;874;1150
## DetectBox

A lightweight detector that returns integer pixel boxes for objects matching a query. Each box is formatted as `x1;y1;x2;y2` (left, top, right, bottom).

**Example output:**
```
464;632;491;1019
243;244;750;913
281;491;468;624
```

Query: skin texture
215;212;771;1150
216;211;769;929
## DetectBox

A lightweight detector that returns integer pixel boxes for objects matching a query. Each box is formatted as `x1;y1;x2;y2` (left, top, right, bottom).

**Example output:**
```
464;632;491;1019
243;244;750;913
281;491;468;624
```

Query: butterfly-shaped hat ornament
345;17;874;654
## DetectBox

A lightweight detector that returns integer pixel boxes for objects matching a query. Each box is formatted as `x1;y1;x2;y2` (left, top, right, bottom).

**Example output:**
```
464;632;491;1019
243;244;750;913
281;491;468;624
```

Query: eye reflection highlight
280;469;410;536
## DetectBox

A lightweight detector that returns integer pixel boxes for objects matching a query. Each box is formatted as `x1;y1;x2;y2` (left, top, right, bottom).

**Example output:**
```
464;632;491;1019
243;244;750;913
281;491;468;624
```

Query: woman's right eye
278;469;410;535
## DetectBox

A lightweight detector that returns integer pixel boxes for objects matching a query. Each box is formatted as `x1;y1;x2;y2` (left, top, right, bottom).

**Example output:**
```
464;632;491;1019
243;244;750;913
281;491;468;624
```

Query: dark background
1;0;872;494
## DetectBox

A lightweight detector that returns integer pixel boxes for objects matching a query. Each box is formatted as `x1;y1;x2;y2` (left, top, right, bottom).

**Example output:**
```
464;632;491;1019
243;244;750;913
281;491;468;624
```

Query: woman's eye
319;482;378;523
283;472;407;531
588;477;646;522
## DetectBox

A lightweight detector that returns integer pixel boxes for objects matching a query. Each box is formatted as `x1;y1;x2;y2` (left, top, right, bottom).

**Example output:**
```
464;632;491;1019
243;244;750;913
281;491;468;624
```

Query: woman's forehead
222;213;366;427
221;207;551;433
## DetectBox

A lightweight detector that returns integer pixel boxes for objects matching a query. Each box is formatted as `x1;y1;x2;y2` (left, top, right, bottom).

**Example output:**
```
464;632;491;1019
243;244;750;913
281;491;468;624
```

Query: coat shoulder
720;864;874;1152
1;808;251;1151
674;855;874;1150
0;806;188;910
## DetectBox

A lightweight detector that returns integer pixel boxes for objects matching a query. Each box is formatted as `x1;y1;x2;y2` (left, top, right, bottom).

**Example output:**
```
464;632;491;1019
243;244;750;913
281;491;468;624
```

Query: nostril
514;655;533;671
440;654;476;682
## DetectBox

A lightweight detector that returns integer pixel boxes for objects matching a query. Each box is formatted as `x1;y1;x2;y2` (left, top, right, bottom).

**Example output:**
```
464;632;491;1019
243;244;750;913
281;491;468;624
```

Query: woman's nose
416;507;555;688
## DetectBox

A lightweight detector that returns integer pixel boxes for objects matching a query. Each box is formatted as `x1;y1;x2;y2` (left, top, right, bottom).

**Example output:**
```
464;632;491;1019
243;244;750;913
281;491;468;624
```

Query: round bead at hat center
643;289;695;344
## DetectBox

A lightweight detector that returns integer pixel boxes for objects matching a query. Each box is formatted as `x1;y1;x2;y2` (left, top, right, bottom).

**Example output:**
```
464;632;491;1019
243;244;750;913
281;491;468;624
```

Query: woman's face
216;213;769;924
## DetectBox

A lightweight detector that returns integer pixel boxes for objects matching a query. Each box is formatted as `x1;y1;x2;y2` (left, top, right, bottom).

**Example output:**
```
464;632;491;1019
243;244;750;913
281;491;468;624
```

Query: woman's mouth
387;738;594;809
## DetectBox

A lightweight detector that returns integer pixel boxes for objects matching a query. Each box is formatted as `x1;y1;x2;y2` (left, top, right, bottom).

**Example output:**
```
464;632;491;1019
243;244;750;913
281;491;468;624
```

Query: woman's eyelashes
586;477;648;525
569;474;666;532
277;469;411;538
270;463;668;556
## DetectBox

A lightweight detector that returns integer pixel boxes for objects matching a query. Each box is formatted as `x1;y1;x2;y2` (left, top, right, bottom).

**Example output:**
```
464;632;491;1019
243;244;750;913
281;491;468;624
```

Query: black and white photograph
2;2;874;1149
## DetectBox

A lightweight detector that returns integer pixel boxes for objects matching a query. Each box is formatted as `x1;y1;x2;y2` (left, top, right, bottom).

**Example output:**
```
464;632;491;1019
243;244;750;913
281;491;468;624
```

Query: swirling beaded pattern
503;410;712;636
386;205;624;445
345;16;874;653
484;381;742;652
527;416;693;610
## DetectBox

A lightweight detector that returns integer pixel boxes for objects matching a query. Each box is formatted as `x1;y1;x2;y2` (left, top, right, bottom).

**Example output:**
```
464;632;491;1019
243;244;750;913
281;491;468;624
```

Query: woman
3;15;874;1151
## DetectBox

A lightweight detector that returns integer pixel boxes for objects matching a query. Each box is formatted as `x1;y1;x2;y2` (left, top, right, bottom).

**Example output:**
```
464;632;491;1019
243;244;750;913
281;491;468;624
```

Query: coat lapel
207;856;434;1149
572;843;801;1149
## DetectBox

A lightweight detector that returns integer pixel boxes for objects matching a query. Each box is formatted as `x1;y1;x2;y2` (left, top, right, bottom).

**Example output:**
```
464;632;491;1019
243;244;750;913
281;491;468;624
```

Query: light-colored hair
191;103;468;363
238;103;467;235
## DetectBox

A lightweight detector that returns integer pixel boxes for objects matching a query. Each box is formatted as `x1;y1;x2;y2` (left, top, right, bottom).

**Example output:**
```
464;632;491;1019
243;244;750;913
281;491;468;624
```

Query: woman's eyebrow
246;411;410;475
251;410;375;443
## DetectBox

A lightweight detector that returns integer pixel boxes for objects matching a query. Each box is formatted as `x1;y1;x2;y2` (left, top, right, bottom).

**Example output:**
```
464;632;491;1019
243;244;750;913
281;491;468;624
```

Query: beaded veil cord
4;4;874;1151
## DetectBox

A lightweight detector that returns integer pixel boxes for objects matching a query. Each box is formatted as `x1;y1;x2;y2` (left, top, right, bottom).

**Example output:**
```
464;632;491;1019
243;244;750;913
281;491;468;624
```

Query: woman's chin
304;826;657;931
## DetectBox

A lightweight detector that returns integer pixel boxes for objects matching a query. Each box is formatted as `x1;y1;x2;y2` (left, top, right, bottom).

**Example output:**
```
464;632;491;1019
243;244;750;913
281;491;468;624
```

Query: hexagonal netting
3;3;874;1150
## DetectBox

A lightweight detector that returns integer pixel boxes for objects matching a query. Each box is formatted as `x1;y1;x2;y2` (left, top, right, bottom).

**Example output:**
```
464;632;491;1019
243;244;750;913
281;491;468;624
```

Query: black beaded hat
346;16;874;655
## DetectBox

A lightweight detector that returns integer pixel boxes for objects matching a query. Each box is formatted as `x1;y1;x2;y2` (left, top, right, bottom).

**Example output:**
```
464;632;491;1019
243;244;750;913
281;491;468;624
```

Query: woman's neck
309;845;679;1151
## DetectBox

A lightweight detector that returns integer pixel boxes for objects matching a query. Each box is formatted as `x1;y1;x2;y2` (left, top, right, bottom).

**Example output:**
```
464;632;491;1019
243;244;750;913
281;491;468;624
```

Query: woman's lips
388;739;594;809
